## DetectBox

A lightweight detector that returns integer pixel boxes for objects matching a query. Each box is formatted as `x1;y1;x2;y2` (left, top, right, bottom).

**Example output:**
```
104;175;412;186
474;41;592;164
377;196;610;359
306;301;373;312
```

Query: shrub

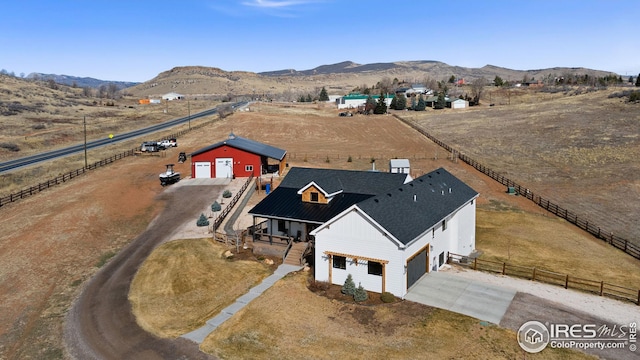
0;142;20;152
380;292;396;303
341;274;356;296
347;155;352;162
354;283;368;302
630;91;640;102
211;201;221;212
222;190;232;198
196;213;210;227
325;156;330;163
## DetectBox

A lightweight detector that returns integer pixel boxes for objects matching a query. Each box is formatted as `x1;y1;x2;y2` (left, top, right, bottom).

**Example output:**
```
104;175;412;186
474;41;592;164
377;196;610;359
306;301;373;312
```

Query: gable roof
355;167;478;245
190;133;286;160
249;167;409;223
390;159;410;168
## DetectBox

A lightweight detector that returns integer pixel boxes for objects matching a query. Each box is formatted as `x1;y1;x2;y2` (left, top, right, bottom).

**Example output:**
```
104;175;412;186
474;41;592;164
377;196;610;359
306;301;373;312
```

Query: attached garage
407;245;429;289
190;133;287;179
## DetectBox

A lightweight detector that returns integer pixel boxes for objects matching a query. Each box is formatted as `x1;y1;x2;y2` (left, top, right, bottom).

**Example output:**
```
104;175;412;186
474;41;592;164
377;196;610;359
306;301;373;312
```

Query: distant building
336;93;393;109
162;92;184;101
390;159;411;175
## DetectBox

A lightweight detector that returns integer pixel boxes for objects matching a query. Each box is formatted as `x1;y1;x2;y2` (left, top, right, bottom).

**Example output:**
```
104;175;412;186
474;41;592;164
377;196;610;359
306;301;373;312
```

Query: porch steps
284;241;308;266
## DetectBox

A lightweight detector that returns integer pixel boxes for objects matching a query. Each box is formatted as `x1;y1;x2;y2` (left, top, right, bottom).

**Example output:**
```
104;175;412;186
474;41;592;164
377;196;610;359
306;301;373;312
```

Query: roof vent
441;190;445;195
228;131;236;139
374;199;379;203
413;194;417;202
449;188;452;193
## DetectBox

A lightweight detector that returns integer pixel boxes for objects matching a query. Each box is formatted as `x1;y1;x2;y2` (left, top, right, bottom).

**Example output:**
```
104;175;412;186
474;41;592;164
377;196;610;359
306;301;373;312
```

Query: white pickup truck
158;138;177;149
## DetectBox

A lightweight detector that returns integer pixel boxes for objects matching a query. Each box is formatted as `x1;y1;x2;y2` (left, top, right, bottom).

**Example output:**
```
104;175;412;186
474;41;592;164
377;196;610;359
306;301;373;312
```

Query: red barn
190;133;287;178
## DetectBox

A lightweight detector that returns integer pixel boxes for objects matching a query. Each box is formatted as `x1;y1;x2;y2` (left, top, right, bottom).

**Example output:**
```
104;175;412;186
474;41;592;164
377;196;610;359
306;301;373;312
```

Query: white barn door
215;158;233;178
194;162;211;178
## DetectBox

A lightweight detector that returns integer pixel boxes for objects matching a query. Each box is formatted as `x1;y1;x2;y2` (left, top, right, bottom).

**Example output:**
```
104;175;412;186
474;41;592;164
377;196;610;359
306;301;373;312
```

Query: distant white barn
162;92;184;101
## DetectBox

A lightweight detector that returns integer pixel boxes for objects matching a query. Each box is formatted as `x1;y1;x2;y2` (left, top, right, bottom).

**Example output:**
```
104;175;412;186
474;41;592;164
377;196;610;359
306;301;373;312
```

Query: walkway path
181;264;302;344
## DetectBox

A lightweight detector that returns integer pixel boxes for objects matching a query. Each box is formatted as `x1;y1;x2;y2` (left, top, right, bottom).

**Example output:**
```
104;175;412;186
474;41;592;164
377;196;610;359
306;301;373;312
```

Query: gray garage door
407;248;428;289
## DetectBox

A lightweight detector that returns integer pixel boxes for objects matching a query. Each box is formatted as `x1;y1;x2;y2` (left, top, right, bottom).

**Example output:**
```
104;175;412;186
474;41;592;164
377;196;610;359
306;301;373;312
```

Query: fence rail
394;115;640;261
212;174;254;232
0;116;220;208
448;253;640;305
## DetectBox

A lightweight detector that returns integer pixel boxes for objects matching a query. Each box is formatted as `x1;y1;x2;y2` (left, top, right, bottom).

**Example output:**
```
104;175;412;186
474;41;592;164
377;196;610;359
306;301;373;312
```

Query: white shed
451;99;469;109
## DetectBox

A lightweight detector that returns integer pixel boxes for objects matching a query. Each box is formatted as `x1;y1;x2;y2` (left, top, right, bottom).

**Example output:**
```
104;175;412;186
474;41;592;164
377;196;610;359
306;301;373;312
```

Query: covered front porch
247;217;317;266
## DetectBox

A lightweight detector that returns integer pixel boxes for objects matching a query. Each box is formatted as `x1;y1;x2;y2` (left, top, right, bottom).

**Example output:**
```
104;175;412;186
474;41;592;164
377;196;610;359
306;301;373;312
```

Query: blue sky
1;0;638;82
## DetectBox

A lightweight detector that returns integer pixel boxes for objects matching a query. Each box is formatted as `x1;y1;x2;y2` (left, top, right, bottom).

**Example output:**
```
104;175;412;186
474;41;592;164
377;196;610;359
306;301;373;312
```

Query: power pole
83;116;88;169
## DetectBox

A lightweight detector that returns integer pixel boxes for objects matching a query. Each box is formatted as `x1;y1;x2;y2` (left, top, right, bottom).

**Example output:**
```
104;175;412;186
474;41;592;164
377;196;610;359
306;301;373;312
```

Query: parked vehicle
159;164;180;186
158;138;177;149
140;141;159;152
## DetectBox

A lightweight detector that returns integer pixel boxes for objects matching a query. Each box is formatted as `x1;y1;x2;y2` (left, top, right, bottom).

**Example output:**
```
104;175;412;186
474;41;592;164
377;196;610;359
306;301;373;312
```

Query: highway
0;102;245;174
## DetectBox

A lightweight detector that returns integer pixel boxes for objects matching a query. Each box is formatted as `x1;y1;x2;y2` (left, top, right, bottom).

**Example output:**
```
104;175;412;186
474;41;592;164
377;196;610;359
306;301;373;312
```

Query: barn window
333;255;346;269
245;165;253;172
310;192;319;202
368;261;383;276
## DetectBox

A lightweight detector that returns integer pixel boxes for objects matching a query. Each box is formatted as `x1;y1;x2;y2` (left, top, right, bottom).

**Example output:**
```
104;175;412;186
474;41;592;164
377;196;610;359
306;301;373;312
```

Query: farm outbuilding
336;93;393;109
449;99;469;109
162;92;184;101
249;167;479;298
190;133;287;179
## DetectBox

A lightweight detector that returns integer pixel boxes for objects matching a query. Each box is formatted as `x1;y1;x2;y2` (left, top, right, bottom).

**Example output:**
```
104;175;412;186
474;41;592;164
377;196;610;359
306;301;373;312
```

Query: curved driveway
64;184;220;360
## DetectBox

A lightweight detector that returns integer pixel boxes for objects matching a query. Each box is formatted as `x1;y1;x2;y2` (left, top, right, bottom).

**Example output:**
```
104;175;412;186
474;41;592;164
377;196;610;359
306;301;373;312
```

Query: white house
162;92;184;101
389;159;410;175
249;167;478;298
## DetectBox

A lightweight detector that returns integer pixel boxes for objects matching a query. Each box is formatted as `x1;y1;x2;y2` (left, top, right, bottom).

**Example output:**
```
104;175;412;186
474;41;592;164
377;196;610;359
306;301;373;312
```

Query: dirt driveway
64;183;220;360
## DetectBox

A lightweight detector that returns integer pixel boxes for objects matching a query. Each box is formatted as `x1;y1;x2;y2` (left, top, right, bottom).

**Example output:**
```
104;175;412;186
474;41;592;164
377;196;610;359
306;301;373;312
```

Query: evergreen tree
354;283;368;302
629;76;634;84
395;93;407;110
435;92;446;109
211;201;221;212
306;94;313;102
374;93;387;114
636;73;640;87
298;95;305;102
364;95;376;114
448;75;456;84
414;94;426;111
319;87;329;101
196;213;210;227
390;96;397;110
493;75;504;87
341;274;356;295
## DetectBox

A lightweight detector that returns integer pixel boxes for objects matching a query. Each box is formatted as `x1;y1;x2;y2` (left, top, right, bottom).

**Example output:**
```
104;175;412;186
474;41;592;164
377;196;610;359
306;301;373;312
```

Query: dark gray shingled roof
190;134;286;160
249;167;409;222
357;167;478;245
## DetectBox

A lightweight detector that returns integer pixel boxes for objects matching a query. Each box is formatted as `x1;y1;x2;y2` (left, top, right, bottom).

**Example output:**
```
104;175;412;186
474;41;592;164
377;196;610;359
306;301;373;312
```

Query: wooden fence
394;115;640;261
448;253;640;305
212;173;254;232
0;116;220;208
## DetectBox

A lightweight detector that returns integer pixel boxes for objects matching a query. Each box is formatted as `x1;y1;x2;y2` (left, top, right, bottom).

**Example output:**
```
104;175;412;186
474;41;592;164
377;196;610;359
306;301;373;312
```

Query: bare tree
82;86;93;97
470;78;488;104
377;77;393;94
217;103;234;119
97;84;107;98
107;83;118;99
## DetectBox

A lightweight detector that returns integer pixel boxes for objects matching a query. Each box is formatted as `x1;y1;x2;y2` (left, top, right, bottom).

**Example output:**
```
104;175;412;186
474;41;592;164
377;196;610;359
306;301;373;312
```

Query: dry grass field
1;95;639;359
401;88;640;244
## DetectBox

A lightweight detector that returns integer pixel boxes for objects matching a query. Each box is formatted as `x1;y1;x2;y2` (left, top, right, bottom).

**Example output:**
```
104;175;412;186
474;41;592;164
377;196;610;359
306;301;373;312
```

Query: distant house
190;133;287;179
162;92;184;101
336;94;393;109
389;159;411;175
249;167;479;297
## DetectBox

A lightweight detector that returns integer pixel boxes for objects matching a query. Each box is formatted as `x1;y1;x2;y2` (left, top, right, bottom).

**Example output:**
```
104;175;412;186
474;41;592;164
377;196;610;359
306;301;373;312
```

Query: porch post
328;254;333;285
382;263;386;293
269;218;273;245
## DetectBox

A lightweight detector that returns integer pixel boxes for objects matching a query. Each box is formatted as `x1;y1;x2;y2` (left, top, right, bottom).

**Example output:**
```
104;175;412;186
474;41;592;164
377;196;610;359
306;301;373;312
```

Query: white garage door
194;162;211;178
453;101;466;109
215;158;233;178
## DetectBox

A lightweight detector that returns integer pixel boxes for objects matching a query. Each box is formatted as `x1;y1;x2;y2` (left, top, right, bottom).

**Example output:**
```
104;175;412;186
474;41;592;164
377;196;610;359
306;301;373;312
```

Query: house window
441;219;447;231
368;261;383;276
245;165;253;172
278;220;286;233
310;192;319;202
333;255;346;269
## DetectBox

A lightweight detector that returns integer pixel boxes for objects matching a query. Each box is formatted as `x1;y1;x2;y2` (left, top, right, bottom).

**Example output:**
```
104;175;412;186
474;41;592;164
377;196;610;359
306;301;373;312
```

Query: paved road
64;184;221;360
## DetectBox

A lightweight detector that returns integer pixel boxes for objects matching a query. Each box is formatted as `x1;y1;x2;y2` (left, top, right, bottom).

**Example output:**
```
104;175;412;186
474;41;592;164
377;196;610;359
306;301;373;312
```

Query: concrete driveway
405;271;517;324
